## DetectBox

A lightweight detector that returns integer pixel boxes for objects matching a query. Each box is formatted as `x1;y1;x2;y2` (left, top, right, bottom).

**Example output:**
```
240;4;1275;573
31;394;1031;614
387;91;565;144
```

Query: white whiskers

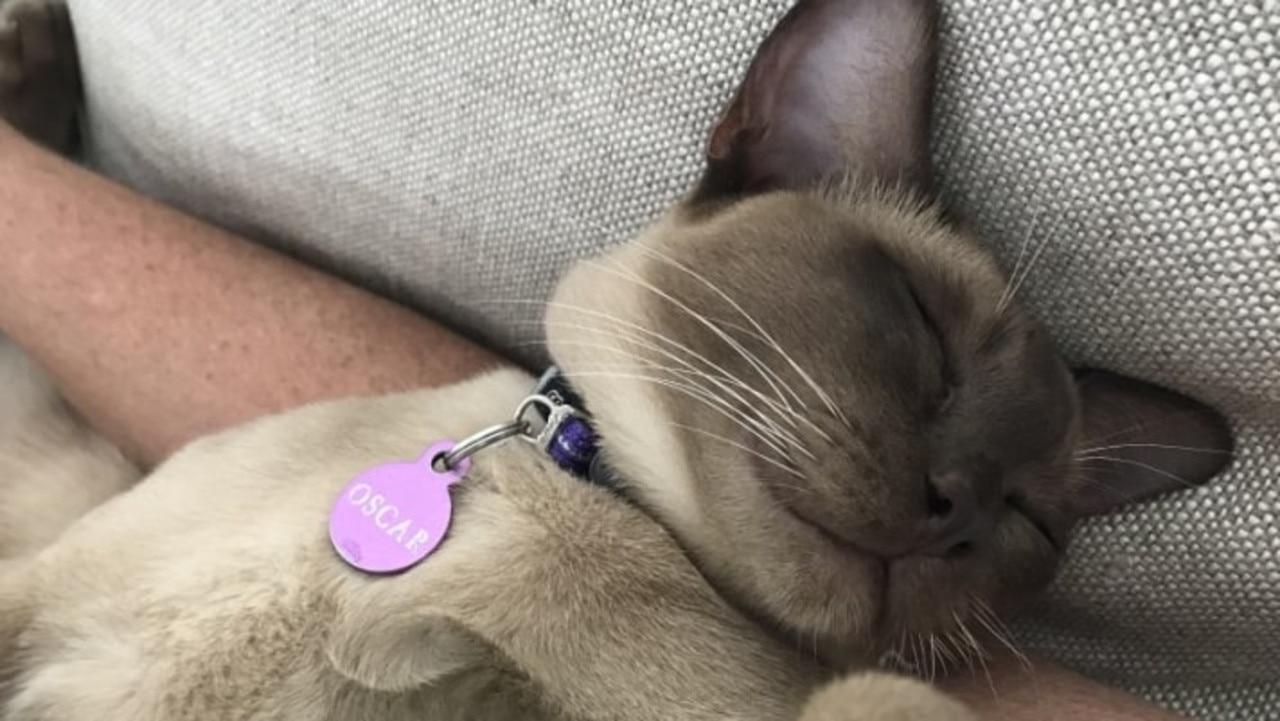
972;599;1031;671
995;208;1064;317
629;243;850;430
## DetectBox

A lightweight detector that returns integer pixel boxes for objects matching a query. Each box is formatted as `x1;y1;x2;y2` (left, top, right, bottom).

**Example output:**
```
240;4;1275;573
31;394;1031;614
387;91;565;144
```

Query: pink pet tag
329;441;468;574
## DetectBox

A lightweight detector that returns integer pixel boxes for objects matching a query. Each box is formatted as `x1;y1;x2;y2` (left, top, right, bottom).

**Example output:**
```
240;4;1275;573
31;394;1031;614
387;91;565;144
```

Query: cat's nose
918;468;1001;558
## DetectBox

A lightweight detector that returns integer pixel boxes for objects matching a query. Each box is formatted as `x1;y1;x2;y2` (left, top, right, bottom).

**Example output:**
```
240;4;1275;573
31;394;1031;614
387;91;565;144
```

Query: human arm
0;122;508;467
939;650;1190;721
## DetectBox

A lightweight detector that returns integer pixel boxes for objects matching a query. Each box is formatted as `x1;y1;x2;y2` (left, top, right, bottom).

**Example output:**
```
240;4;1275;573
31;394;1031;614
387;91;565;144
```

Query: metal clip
513;394;583;450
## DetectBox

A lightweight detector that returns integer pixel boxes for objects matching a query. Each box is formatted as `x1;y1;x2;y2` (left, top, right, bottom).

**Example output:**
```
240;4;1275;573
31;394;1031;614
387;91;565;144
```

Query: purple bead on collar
545;415;598;477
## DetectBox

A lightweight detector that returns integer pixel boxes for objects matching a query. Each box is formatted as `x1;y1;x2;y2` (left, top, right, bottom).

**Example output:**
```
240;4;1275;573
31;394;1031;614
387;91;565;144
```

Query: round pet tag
328;441;467;574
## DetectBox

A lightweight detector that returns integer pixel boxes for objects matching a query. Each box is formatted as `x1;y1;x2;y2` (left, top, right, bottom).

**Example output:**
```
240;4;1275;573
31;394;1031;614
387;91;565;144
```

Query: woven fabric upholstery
65;0;1280;717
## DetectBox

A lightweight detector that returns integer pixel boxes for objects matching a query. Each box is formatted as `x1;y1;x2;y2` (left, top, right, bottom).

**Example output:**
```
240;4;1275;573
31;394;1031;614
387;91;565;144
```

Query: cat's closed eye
905;288;955;414
1003;492;1061;551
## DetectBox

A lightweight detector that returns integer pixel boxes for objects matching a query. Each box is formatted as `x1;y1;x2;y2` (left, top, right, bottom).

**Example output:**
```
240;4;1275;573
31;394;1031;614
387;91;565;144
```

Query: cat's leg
0;556;35;689
0;0;81;153
0;339;140;558
795;673;979;721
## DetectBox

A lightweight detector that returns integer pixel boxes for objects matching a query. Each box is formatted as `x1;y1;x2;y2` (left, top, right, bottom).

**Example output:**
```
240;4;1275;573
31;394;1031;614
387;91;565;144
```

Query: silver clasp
436;393;585;471
513;394;583;450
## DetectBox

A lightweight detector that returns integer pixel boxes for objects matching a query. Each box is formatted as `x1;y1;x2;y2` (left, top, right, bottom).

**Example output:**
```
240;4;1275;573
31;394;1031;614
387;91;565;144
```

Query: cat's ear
694;0;939;205
1070;368;1234;517
326;610;487;691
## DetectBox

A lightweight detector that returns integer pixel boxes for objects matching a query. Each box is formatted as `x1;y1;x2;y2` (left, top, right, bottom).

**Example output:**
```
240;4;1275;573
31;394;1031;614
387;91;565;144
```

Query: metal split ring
437;419;528;471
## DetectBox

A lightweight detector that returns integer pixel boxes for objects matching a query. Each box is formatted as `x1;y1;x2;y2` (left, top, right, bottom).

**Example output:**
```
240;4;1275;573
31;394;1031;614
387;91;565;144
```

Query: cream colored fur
0;0;1009;717
0;339;138;559
0;364;973;720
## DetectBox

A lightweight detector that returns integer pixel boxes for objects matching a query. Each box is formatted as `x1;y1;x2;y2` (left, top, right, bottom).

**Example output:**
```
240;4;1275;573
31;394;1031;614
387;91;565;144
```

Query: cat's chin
738;443;990;668
771;505;893;663
753;503;974;671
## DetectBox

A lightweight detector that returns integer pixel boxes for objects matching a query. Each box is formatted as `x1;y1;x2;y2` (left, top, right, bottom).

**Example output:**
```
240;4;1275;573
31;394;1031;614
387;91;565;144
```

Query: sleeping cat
0;0;1235;719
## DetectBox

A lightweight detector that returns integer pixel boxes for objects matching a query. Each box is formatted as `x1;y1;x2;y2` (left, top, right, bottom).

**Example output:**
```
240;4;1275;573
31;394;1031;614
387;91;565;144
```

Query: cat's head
546;0;1233;665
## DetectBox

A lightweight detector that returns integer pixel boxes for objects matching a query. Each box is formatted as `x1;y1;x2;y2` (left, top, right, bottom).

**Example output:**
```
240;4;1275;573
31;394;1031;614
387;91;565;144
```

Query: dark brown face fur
646;186;1086;657
547;0;1232;669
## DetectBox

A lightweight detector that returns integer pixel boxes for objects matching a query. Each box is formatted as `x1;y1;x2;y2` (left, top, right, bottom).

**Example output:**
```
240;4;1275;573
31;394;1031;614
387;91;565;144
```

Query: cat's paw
796;673;980;721
0;0;81;153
